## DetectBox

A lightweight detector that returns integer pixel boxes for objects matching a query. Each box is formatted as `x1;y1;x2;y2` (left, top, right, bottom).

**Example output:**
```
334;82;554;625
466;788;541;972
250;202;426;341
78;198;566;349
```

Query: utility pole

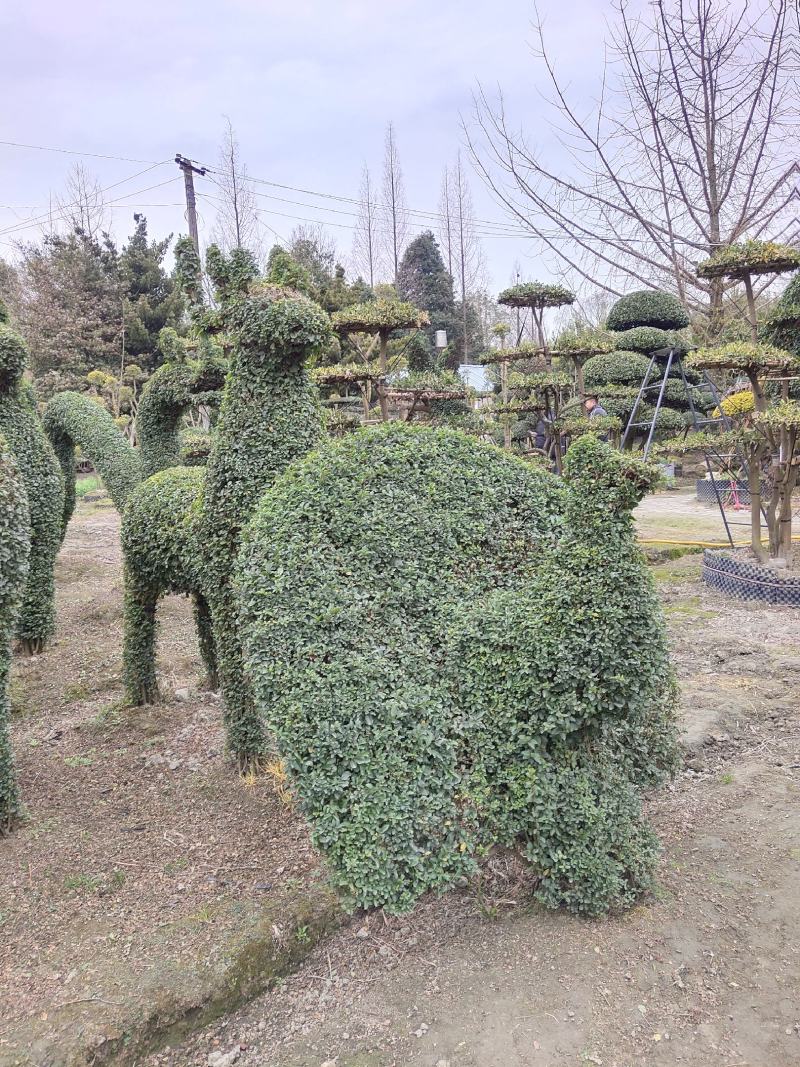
175;154;207;253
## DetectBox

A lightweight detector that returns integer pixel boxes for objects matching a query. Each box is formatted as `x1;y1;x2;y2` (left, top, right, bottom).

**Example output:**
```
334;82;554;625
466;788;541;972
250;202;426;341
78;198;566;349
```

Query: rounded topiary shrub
606;290;690;332
238;427;678;915
584;350;656;387
612;326;690;356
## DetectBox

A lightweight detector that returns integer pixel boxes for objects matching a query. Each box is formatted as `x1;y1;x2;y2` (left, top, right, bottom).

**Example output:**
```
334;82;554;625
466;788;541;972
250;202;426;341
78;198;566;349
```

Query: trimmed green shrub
238;428;678;914
498;282;575;309
42;392;142;534
606;290;690;331
697;240;800;280
584;350;656;387
612;327;689;356
0;435;30;829
0;325;64;652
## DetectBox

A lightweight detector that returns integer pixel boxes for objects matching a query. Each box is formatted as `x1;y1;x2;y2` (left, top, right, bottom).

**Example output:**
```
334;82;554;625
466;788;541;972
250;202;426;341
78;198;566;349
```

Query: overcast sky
0;0;615;292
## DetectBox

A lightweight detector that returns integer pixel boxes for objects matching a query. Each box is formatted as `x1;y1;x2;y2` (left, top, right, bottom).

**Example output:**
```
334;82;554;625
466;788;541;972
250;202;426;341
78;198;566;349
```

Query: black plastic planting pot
702;549;800;606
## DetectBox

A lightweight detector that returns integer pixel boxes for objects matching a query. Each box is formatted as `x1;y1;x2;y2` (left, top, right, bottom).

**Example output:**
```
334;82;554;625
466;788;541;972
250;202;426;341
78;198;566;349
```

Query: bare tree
467;0;797;333
381;122;409;280
438;165;455;277
352;164;379;288
451;153;484;361
212;118;262;259
55;163;107;239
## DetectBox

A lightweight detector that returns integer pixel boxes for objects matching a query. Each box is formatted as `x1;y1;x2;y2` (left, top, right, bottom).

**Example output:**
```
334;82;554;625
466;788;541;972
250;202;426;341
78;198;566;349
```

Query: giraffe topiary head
0;325;28;393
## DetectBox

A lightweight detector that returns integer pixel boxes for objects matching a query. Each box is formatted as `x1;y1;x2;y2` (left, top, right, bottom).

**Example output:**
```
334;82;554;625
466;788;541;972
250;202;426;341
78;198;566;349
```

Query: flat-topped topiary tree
697;241;800;344
238;427;678;915
0;317;64;653
687;341;800;563
498;282;575;359
332;299;429;420
0;435;30;830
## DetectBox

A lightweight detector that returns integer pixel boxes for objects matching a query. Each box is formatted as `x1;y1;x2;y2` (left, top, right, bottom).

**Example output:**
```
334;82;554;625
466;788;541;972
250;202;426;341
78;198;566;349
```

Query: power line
0;139;163;165
0;162;172;238
0;176;180;238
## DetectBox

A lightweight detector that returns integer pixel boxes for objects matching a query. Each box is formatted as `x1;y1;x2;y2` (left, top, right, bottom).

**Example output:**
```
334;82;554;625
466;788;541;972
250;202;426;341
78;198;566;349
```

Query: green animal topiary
606;290;690;332
42;392;142;535
136;346;226;477
0;435;31;830
0;324;65;653
238;428;678;914
122;277;332;766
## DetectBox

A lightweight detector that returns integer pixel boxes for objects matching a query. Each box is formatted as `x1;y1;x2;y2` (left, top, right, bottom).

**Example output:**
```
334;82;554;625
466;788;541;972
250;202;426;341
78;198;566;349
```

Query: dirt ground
3;486;800;1067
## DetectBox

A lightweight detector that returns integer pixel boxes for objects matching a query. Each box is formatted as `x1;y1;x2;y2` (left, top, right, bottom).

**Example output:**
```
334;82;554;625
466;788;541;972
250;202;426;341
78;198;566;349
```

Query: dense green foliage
697;241;800;280
239;428;677;914
763;273;800;357
584;350;655;387
687;340;797;373
117;216;185;372
498;283;575;309
0;324;64;652
612;327;689;356
43;391;142;533
606;290;689;332
0;436;30;829
332;299;429;334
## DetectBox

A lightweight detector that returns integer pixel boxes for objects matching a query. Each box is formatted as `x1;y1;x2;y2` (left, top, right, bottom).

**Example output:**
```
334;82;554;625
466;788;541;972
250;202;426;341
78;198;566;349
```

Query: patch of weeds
9;677;32;717
108;869;126;892
75;475;102;498
90;699;128;730
719;772;734;785
295;924;311;944
164;857;190;877
63;682;89;703
651;883;675;904
28;817;57;839
187;905;215;924
63;873;103;893
64;750;96;768
663;596;719;620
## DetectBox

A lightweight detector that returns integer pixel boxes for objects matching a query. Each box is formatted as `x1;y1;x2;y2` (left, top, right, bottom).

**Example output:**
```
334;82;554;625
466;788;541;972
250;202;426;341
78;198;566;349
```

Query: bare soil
2;488;800;1067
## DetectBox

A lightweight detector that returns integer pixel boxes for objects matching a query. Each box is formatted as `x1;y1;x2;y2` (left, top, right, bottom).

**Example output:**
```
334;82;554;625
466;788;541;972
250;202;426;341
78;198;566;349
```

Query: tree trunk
378;333;389;421
747;453;767;563
500;360;511;449
742;273;759;344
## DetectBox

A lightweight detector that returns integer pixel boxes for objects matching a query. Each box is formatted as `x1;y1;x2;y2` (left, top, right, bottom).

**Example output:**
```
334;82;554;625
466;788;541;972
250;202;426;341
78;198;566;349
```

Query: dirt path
147;554;800;1067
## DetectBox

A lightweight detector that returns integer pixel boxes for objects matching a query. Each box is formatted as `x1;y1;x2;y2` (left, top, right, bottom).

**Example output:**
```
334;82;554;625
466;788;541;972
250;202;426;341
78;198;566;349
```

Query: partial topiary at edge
238;427;678;915
0;435;31;829
0;323;64;652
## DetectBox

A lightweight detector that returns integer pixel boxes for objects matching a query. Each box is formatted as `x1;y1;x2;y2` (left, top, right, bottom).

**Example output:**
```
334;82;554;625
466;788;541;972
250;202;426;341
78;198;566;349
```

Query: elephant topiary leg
123;570;160;705
192;593;218;690
15;515;59;655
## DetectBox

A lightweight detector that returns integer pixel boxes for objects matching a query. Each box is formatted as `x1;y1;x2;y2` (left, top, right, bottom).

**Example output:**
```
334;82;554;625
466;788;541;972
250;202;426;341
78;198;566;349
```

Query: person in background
583;393;608;419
